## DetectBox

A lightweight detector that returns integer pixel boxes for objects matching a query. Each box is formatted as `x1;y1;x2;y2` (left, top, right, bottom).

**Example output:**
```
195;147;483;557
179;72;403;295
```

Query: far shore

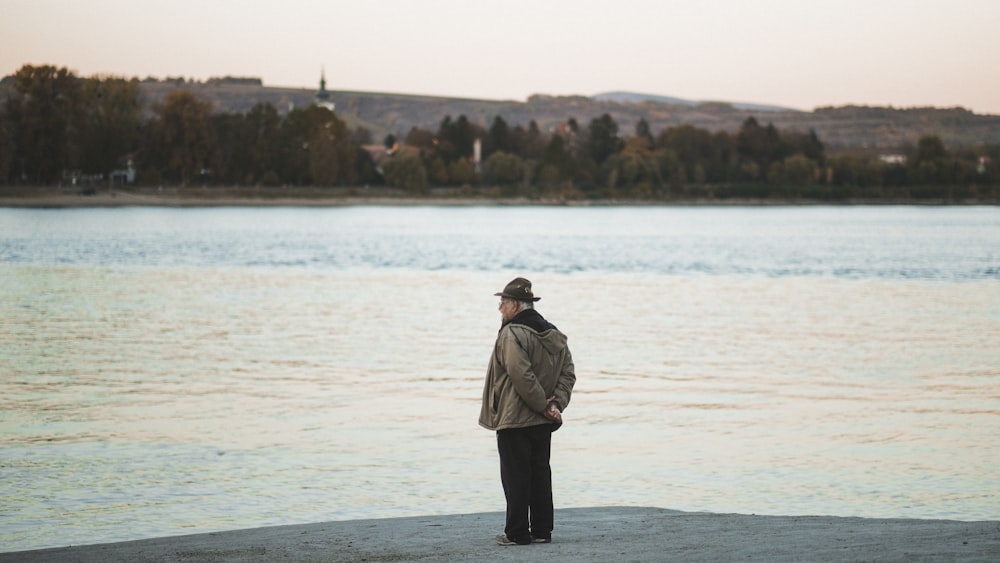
1;187;996;208
2;507;998;562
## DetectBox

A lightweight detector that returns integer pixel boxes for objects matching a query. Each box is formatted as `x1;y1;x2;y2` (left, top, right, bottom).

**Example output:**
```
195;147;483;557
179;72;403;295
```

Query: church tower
315;68;335;111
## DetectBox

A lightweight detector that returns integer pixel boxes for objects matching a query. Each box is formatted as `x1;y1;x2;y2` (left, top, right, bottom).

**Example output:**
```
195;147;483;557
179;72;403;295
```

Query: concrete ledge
3;507;998;562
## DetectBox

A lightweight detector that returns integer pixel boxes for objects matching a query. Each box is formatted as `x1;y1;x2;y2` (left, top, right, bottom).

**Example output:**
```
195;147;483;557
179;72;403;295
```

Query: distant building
315;68;335;111
879;154;907;165
110;159;137;185
978;156;991;174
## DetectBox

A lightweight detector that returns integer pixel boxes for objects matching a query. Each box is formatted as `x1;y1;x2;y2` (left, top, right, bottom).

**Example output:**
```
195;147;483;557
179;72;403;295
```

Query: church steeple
315;67;334;111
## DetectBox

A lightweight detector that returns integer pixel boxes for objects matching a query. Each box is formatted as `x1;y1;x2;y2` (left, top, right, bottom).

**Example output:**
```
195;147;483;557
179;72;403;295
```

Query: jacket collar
502;308;556;332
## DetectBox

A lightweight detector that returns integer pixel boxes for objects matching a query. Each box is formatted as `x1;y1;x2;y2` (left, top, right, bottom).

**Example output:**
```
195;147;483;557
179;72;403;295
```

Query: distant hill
125;81;1000;150
593;91;797;113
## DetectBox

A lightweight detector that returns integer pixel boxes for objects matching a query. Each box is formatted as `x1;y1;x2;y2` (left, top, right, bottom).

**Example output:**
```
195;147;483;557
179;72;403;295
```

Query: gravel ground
4;507;999;562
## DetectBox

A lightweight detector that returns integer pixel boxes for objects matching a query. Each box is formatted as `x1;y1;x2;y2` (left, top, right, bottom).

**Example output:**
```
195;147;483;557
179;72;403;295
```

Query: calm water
1;206;999;552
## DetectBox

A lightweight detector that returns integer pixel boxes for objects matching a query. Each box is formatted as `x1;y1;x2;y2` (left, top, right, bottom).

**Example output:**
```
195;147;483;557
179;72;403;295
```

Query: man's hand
544;396;562;422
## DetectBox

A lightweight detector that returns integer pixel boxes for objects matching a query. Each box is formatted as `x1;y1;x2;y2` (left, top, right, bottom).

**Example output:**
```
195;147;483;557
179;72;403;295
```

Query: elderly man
479;277;576;546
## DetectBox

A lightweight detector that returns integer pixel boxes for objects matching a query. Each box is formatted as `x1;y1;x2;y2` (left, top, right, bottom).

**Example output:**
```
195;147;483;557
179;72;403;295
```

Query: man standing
479;277;576;546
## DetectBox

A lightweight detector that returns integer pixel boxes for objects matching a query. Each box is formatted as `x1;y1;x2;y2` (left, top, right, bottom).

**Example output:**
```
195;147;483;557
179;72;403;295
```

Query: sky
3;0;1000;114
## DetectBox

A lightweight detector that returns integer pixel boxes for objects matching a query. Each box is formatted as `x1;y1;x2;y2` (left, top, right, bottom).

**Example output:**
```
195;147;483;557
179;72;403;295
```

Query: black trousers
496;424;554;543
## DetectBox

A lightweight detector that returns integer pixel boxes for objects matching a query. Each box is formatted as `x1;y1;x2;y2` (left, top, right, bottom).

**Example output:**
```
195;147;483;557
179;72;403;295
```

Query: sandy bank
2;190;991;208
0;191;509;208
2;507;997;562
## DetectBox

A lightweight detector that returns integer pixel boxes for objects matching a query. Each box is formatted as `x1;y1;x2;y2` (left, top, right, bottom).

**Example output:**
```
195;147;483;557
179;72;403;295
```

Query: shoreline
3;507;998;562
1;189;996;208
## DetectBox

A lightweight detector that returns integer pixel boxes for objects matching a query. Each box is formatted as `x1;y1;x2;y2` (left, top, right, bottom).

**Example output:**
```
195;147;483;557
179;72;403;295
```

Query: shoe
495;534;530;546
531;536;552;544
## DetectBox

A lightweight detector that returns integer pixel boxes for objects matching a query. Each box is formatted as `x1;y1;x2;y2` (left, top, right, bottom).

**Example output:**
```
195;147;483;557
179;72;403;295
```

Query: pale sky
3;0;999;114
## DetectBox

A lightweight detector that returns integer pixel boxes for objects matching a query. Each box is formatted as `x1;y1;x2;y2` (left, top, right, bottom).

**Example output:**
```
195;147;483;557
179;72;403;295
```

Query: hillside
127;81;1000;150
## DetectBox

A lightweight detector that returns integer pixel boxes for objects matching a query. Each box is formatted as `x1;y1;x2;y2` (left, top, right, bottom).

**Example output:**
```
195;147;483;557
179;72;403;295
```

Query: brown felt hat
494;277;541;302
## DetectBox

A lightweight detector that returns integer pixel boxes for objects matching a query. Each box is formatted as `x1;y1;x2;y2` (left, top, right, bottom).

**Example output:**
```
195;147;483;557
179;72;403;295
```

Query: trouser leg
528;424;553;538
497;425;554;543
497;427;532;543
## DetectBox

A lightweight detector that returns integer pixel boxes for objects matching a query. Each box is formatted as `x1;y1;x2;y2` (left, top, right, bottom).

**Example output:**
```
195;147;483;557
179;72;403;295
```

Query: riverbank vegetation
2;65;997;202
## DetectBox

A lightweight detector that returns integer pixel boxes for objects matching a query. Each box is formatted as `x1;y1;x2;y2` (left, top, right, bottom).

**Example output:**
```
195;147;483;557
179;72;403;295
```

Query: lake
1;205;998;552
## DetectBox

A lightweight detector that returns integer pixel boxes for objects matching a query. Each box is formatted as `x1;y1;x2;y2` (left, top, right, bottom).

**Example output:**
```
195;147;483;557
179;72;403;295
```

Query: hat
494;277;541;302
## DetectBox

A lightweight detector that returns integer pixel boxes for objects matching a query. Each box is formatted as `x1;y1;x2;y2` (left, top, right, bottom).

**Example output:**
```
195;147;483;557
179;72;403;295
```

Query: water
2;205;997;279
1;205;998;552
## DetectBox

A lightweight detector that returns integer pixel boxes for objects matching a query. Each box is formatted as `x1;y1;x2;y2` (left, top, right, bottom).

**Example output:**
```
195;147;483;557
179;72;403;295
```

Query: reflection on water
2;265;998;551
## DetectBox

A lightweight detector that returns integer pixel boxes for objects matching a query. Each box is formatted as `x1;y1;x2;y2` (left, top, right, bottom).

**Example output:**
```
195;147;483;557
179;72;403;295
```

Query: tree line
2;64;997;200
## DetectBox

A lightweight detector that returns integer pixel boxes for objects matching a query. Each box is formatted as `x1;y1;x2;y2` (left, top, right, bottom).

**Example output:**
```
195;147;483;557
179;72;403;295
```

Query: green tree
426;155;448;185
586;113;621;166
652;147;686;188
634;118;654;148
485;116;512;157
511;120;544;160
611;136;660;197
770;154;818;190
482;151;523;186
657;124;726;183
276;107;311;184
309;122;342;186
448;158;476;185
536;134;576;185
353;146;381;186
911;135;948;185
784;129;825;165
279;105;355;186
436;115;481;163
382;151;428;192
829;153;883;190
915;135;947;164
315;111;356;186
737;117;785;180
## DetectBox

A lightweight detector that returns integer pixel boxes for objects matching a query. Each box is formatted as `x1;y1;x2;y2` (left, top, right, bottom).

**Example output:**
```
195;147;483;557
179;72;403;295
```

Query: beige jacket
479;314;576;431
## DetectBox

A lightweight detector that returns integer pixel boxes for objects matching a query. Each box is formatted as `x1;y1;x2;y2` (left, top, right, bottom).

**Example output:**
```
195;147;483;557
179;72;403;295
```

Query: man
479;277;576;546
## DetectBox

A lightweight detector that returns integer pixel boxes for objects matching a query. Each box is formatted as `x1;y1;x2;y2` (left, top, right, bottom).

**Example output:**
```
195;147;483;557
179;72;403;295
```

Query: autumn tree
404;127;436;151
77;76;142;177
0;108;12;181
5;64;83;184
210;102;283;185
247;103;282;184
147;89;216;186
212;112;252;184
